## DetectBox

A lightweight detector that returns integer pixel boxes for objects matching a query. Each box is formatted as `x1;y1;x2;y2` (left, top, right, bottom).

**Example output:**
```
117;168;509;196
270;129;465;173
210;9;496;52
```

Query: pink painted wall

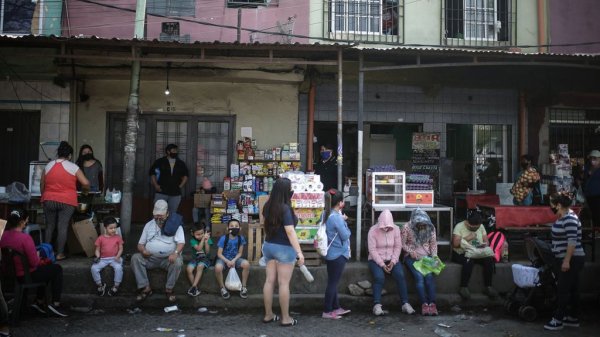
64;0;309;44
548;0;600;54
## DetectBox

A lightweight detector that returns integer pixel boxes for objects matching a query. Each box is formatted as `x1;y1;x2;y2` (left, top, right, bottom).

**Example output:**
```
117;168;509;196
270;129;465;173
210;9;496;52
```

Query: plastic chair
0;248;47;324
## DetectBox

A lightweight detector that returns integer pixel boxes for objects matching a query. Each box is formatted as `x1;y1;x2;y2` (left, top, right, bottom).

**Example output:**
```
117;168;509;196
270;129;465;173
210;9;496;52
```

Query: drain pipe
537;0;546;53
307;80;316;172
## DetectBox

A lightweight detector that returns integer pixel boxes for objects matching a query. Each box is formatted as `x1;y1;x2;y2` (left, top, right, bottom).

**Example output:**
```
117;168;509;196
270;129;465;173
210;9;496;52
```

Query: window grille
1;0;36;34
227;0;271;8
549;108;600;160
196;122;230;191
147;0;195;17
155;120;188;160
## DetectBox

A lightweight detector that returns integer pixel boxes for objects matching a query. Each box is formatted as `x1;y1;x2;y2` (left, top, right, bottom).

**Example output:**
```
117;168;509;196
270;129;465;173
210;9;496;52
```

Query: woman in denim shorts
261;178;305;327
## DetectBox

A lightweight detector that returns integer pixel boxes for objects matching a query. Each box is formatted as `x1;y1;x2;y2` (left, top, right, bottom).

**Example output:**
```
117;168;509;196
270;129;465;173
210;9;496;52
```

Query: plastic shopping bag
413;256;446;276
225;267;242;291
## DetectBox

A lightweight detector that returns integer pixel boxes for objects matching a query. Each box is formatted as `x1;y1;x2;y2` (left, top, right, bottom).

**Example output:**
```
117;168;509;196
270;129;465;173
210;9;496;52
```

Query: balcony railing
324;0;405;44
442;0;516;48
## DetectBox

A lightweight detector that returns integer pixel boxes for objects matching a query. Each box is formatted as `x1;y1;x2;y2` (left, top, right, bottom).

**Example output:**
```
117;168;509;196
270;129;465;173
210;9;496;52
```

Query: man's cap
588;150;600;158
153;200;168;215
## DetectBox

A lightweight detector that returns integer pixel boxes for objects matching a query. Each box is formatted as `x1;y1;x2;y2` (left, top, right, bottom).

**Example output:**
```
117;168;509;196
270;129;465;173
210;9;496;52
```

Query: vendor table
453;192;500;220
372;205;454;258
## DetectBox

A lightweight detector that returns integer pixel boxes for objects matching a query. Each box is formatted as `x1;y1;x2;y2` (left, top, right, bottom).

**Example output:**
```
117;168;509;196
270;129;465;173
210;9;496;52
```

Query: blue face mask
321;150;332;161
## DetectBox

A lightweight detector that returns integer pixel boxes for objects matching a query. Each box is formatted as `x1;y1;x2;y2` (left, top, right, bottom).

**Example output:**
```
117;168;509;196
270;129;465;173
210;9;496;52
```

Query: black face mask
551;207;559;214
81;153;94;161
230;228;240;236
467;225;480;232
168;152;178;159
520;162;529;169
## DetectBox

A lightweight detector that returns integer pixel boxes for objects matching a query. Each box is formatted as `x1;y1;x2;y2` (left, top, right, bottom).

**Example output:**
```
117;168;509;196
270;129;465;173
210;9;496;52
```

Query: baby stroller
504;237;557;321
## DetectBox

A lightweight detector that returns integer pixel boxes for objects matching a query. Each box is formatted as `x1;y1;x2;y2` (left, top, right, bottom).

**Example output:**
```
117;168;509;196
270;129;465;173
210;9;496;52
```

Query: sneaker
459;287;471;300
372;304;385;316
544;318;563;331
240;286;248;299
333;308;351;316
484;286;498;299
220;287;230;300
187;286;198;297
107;286;119;297
562;316;580;327
97;283;106;296
421;303;430;316
429;303;439;316
401;303;416;315
322;311;341;319
47;304;68;318
30;303;46;314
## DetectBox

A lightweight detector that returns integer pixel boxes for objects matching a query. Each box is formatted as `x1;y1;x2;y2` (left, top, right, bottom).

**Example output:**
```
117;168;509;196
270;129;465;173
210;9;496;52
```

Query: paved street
10;305;600;337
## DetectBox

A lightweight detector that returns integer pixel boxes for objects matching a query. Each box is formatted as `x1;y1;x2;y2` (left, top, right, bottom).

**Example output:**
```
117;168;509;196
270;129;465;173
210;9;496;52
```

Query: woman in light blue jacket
322;189;352;319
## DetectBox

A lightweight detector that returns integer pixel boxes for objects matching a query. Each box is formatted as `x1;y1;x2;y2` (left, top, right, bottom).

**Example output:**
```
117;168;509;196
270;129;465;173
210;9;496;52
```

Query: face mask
155;218;165;226
321;150;332;161
81;153;94;161
230;228;240;236
551;207;559;214
169;152;178;159
520;162;528;169
468;224;479;232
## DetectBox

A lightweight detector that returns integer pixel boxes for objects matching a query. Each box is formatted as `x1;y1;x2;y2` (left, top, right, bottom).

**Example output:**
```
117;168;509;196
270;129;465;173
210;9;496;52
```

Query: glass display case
368;171;406;207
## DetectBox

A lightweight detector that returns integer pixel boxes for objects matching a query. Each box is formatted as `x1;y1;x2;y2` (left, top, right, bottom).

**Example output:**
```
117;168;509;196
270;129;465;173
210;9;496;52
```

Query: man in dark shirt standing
149;144;189;215
314;144;338;191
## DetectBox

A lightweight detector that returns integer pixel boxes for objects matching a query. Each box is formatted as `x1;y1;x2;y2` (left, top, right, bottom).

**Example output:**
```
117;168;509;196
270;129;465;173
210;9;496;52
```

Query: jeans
324;256;347;312
154;193;182;215
452;251;494;287
131;253;183;290
553;255;585;319
262;242;297;264
0;279;8;327
404;256;437;304
192;207;211;230
368;259;409;305
26;264;63;303
91;257;124;285
43;200;75;255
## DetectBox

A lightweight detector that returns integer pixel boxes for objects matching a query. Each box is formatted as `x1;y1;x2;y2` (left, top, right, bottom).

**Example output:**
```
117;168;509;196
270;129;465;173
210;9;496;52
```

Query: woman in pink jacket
367;209;414;316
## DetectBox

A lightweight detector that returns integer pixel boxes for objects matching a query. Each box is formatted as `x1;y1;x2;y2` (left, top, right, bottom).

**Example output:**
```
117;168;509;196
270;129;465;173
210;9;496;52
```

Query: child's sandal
108;286;119;297
136;288;152;302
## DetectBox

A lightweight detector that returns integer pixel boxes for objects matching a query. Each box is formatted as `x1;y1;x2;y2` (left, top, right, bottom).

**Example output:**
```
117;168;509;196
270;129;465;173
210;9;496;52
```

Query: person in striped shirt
544;193;585;331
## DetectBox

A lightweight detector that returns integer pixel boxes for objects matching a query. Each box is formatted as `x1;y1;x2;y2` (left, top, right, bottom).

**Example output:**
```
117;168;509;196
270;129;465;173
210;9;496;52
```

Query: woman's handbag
461;239;494;259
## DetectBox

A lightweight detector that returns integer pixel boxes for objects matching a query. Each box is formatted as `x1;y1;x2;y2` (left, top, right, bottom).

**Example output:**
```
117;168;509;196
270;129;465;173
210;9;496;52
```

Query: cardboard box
69;219;98;257
194;193;212;208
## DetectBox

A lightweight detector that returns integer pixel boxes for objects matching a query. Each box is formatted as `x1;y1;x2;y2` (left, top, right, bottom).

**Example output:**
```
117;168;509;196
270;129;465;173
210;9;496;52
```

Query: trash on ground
450;305;461;312
127;307;142;314
437;323;452;328
208;310;218;314
164;305;179;313
155;328;173;332
454;314;468;320
434;327;460;337
197;307;208;313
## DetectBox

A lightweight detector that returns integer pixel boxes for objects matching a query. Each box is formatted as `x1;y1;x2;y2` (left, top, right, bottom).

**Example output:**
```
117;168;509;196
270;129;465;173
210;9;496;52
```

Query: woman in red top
41;141;90;260
0;210;67;317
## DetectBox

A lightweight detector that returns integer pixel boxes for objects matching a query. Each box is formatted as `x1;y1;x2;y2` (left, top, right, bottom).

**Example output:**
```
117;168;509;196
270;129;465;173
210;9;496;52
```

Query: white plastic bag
225;267;242;291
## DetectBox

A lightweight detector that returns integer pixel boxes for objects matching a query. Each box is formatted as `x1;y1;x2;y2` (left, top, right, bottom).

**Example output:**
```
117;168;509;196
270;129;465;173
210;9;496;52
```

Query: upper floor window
445;0;513;46
1;0;36;35
327;0;403;44
227;0;272;8
147;0;195;17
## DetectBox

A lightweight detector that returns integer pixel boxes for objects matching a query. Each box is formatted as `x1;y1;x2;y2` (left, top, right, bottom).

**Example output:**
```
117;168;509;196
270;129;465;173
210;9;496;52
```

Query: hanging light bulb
164;62;171;96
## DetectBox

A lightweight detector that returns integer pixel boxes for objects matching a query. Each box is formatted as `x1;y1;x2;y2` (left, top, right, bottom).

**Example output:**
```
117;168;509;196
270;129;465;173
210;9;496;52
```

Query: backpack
314;213;337;257
487;231;507;263
162;213;183;237
36;243;56;263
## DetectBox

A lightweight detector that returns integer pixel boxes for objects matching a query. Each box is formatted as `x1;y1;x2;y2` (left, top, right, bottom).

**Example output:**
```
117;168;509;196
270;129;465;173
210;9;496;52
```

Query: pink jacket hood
367;209;402;267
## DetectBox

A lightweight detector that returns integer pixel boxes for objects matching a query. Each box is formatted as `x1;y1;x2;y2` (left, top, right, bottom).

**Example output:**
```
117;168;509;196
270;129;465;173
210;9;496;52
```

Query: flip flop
280;318;298;327
165;290;176;303
136;289;153;302
262;314;280;323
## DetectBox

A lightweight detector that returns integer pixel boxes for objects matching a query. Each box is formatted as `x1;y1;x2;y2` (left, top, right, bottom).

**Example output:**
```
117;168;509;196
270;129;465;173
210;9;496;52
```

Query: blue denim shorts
215;258;247;269
262;242;297;264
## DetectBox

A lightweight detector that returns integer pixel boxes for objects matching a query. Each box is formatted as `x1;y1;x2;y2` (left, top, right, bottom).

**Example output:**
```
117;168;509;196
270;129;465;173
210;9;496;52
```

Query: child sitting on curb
186;225;213;297
215;219;250;299
91;217;124;296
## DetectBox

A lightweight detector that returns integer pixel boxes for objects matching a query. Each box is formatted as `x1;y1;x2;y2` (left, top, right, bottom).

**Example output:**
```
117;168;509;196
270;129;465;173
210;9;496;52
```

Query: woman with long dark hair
75;144;104;193
322;189;352;319
0;209;67;317
261;178;304;327
41;141;90;260
544;193;585;331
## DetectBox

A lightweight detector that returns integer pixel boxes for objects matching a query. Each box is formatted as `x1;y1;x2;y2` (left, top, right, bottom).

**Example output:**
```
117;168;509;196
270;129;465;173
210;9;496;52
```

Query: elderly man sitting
131;200;185;303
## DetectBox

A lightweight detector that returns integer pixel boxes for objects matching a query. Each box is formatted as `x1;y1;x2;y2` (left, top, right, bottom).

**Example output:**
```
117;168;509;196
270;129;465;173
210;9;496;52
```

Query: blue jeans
404;256;437;304
368;259;409;305
324;256;347;312
192;207;211;230
154;193;182;215
262;242;297;264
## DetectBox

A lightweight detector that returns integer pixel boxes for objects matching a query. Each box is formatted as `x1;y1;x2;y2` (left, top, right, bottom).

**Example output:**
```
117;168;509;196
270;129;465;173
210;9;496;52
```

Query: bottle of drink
501;241;509;263
299;264;314;283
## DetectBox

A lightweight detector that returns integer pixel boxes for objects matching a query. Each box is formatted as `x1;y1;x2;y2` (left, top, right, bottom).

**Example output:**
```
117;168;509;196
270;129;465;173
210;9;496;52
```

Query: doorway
0;110;40;186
